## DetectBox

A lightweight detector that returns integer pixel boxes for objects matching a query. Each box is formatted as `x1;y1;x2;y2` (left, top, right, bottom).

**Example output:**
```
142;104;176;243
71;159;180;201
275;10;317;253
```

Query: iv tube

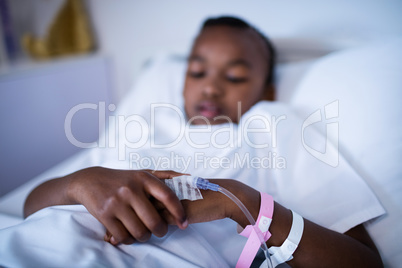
194;177;273;268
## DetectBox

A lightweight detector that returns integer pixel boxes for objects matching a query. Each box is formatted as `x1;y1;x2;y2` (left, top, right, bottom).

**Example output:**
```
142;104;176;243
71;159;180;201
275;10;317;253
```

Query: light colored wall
1;0;400;195
0;55;111;197
86;0;402;102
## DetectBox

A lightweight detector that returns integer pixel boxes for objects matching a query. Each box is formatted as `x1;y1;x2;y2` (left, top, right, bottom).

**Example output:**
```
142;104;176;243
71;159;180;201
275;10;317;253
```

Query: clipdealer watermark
129;151;286;171
64;101;339;168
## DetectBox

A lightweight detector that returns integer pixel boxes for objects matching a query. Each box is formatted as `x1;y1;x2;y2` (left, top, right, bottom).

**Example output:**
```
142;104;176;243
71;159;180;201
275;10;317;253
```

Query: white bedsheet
1;205;241;267
0;213;23;230
0;101;385;267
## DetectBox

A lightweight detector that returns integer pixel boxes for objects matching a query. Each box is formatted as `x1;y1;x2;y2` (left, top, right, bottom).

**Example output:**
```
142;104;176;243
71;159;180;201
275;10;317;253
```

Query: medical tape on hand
236;192;274;268
164;175;203;201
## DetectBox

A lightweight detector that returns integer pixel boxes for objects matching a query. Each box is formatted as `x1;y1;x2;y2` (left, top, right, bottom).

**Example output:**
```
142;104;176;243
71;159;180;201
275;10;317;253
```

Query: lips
196;101;222;119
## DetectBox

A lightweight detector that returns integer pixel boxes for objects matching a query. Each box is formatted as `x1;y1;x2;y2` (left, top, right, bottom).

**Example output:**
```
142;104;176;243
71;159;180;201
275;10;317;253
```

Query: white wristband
266;210;304;267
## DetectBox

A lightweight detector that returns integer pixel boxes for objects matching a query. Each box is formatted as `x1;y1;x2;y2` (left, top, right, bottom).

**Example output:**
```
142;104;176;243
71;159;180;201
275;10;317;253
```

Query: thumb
149;170;190;180
104;230;112;242
160;209;188;230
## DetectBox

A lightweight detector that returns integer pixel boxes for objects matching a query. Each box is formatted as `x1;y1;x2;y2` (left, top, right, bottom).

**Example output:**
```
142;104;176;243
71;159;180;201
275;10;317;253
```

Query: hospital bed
0;36;401;267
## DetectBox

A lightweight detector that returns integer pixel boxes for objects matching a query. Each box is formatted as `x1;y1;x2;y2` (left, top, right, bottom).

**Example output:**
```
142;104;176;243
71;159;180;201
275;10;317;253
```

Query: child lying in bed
24;16;384;267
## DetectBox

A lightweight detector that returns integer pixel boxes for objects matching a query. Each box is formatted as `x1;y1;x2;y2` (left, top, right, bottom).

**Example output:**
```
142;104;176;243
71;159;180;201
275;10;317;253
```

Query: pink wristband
236;192;274;268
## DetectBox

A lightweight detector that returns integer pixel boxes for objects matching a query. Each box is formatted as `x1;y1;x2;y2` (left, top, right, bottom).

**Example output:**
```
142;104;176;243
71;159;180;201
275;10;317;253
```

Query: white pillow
291;38;402;267
275;59;316;103
0;52;316;217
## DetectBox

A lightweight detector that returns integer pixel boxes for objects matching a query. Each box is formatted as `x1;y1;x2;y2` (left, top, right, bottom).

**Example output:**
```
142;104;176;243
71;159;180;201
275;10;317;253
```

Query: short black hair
201;16;276;86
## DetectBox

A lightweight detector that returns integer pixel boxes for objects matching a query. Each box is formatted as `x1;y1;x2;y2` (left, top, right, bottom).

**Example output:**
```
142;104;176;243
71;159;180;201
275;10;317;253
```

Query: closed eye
188;71;205;78
227;76;248;83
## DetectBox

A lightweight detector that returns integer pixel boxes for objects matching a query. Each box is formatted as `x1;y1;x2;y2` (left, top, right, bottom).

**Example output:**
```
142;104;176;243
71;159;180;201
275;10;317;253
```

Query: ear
261;83;276;101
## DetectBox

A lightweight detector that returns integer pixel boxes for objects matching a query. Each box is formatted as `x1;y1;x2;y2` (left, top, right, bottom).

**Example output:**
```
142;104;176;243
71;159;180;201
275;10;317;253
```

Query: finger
130;194;169;237
154;200;189;225
151;198;165;211
160;209;176;225
160;201;193;225
114;183;169;238
150;170;190;179
143;175;188;229
115;204;153;242
102;217;135;245
104;231;123;246
104;229;112;242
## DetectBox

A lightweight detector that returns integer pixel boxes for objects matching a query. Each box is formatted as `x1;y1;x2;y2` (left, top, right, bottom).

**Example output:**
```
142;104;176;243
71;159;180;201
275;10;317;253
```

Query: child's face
183;25;270;125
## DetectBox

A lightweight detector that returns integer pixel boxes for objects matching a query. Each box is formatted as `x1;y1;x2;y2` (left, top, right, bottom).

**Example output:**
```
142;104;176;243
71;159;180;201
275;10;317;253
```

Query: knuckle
97;209;108;219
105;196;119;207
134;170;152;183
133;229;151;242
97;206;109;219
110;230;126;244
151;222;167;237
99;196;119;217
148;219;161;231
137;170;150;178
121;236;135;245
160;190;177;203
117;185;132;198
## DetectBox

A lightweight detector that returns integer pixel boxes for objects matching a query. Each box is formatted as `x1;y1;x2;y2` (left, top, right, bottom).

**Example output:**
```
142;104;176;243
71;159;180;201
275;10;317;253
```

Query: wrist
235;192;274;268
65;169;84;205
207;179;260;227
267;202;292;247
232;190;260;228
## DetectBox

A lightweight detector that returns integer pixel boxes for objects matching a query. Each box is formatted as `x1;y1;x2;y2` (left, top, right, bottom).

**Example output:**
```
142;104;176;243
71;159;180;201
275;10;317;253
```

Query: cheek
229;85;262;107
245;77;266;104
183;79;199;112
224;85;264;120
183;78;192;98
184;76;206;98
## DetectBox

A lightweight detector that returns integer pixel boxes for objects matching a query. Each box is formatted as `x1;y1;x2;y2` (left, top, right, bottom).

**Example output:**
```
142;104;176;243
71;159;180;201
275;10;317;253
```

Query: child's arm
160;179;383;268
24;167;188;245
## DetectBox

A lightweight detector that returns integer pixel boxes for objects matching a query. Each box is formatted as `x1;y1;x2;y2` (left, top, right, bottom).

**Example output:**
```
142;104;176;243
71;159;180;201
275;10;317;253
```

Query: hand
155;179;260;228
68;167;188;245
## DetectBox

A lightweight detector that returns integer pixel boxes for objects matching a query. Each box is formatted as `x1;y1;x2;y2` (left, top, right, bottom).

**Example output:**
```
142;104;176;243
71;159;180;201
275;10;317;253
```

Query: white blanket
1;205;241;267
0;101;385;267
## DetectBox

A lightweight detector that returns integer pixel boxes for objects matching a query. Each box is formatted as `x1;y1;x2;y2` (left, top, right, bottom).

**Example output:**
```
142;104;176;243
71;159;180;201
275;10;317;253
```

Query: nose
203;77;223;98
